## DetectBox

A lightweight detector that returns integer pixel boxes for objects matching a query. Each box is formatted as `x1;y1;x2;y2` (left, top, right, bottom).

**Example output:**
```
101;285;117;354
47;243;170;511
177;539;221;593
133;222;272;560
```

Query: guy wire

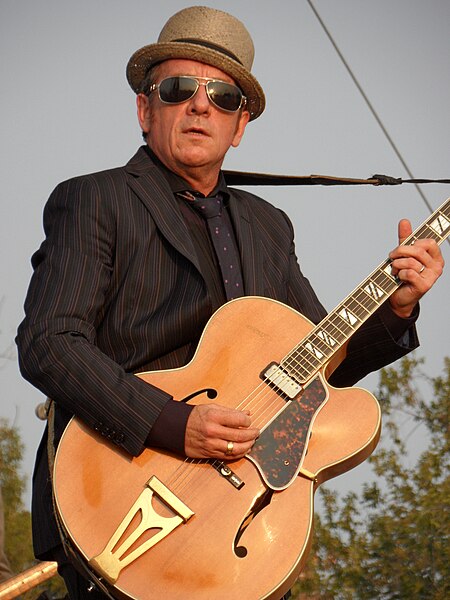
306;0;435;216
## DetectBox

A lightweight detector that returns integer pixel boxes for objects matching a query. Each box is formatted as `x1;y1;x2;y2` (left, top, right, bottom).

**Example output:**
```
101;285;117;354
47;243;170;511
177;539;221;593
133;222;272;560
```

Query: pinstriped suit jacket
17;146;418;557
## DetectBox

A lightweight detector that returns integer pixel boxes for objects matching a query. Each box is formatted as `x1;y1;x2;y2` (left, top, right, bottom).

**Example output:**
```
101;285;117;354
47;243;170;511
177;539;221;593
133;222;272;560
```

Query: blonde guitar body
54;297;381;600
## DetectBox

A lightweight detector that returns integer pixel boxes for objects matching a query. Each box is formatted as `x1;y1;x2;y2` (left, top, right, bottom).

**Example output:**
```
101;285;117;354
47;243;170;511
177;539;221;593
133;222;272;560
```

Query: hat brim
126;41;265;120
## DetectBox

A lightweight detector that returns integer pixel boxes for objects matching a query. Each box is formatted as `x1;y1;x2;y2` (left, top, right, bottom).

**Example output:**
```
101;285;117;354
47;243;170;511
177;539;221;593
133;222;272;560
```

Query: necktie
178;191;244;300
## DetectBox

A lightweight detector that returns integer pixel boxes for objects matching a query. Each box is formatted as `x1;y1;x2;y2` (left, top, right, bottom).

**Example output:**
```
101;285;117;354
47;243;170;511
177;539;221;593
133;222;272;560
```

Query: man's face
137;59;250;186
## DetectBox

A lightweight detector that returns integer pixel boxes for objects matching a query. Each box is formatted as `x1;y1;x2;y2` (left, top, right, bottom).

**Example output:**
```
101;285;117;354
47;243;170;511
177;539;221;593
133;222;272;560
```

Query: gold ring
419;265;425;274
225;441;234;456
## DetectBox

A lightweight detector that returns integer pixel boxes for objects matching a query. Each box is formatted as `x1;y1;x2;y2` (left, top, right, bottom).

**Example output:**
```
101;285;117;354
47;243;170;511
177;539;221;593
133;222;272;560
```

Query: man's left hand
388;218;445;318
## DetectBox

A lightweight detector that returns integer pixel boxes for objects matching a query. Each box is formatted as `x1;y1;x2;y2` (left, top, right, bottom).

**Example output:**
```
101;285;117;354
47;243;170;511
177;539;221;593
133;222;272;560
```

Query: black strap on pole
223;170;450;187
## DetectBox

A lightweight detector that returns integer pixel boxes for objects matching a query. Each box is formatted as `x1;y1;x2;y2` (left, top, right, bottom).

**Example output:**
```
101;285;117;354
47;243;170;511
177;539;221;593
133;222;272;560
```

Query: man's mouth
184;126;209;137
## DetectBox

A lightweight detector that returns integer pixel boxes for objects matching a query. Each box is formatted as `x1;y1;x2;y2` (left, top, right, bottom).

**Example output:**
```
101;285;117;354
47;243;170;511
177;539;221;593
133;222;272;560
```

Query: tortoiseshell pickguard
247;376;327;489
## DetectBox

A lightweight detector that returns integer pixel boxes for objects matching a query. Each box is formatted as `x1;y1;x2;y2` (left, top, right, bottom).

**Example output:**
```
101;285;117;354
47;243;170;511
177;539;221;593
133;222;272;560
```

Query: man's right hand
184;404;260;459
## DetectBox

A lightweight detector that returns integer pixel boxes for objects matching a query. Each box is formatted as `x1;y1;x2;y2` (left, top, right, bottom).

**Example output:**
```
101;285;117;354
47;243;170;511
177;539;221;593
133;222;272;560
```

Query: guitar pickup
261;362;302;399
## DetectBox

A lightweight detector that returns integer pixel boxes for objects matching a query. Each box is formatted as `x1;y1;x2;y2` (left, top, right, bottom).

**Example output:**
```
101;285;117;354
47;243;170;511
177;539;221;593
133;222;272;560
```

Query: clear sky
1;0;449;509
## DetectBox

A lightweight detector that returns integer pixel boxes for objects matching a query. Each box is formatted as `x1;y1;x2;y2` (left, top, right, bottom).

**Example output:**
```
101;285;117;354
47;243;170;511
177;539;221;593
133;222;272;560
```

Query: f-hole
233;488;273;558
180;388;218;403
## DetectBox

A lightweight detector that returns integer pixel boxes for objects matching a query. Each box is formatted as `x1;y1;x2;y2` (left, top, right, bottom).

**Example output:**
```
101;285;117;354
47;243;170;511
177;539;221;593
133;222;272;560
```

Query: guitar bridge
90;476;193;584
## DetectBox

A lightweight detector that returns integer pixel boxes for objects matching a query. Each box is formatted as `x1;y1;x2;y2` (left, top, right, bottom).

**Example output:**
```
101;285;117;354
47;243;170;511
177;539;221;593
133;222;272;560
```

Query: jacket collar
124;146;262;296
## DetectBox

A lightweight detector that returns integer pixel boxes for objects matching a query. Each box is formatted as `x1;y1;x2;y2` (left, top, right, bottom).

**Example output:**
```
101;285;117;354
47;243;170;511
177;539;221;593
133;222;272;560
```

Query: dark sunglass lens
207;81;242;111
158;77;197;103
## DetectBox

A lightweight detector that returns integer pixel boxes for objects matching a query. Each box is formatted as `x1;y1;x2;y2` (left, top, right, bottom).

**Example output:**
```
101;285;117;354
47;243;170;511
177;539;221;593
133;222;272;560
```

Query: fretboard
281;197;450;383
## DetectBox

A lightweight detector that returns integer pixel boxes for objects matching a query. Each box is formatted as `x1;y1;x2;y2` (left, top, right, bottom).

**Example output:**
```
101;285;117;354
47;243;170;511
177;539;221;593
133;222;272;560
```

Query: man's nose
188;83;211;114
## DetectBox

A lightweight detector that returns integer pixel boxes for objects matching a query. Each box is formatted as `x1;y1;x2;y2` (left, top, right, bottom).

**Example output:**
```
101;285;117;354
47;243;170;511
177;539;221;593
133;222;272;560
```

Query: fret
316;318;347;345
430;212;449;236
310;314;350;345
382;261;398;282
346;299;374;324
294;348;322;371
309;331;337;355
413;227;435;243
425;222;448;241
282;360;310;382
374;266;398;290
356;285;385;311
304;340;325;362
285;329;337;381
283;348;317;375
407;208;449;245
347;292;376;318
362;281;384;301
422;212;449;241
326;313;355;340
359;284;385;307
337;307;359;328
278;198;450;384
283;328;336;380
285;314;352;382
316;328;338;349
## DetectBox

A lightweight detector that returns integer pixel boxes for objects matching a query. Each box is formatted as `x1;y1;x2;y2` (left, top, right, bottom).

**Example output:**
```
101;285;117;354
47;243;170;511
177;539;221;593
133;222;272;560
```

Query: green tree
293;356;449;599
0;418;66;598
0;417;33;574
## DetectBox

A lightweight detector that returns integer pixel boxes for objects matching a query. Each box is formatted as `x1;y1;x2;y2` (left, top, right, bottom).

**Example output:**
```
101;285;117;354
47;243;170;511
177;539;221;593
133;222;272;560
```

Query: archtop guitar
53;198;449;599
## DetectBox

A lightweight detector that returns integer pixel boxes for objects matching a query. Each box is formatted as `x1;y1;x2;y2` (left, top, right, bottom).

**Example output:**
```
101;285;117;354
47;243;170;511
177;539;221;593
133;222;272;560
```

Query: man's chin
178;150;218;169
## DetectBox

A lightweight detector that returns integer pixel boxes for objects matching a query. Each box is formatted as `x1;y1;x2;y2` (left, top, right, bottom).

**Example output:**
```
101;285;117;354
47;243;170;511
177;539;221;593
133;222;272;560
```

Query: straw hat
126;6;265;120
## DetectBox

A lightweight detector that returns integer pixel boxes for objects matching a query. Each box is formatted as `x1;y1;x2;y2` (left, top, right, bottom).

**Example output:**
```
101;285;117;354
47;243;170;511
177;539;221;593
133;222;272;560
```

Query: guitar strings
154;202;450;503
157;378;295;505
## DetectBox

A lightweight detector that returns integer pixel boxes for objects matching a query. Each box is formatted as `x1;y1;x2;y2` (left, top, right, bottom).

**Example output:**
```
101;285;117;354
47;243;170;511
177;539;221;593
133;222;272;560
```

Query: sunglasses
149;76;246;113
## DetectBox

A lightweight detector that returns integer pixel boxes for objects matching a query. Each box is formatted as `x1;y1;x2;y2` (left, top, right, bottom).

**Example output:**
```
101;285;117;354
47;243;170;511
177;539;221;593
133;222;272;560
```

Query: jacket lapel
228;190;264;296
124;148;264;297
124;147;202;275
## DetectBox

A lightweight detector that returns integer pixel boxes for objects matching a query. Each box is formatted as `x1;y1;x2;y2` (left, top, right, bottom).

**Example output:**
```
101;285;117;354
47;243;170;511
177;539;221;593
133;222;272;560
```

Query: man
16;6;444;600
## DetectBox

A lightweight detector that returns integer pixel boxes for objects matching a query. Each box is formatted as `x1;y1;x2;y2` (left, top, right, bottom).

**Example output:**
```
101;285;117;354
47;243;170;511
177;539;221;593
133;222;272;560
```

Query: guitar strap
222;170;450;187
46;400;69;554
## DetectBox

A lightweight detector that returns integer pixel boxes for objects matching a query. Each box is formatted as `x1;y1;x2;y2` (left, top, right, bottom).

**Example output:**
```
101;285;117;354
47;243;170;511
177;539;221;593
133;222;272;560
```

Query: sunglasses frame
148;76;247;113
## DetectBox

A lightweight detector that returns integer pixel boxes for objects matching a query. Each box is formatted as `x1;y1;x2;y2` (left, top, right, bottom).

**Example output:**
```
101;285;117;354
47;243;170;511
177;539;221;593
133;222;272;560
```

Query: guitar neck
283;197;450;383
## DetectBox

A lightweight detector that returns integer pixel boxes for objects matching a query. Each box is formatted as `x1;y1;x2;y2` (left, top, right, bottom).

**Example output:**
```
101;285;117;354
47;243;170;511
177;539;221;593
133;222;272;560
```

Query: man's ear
136;93;151;135
231;110;250;148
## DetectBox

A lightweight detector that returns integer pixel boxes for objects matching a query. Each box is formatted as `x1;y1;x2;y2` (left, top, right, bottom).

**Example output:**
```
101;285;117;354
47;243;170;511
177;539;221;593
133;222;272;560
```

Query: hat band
173;38;244;66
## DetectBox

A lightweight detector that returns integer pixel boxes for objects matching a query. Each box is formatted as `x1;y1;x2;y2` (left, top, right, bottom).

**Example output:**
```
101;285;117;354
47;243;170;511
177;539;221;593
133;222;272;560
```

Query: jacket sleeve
16;176;172;457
